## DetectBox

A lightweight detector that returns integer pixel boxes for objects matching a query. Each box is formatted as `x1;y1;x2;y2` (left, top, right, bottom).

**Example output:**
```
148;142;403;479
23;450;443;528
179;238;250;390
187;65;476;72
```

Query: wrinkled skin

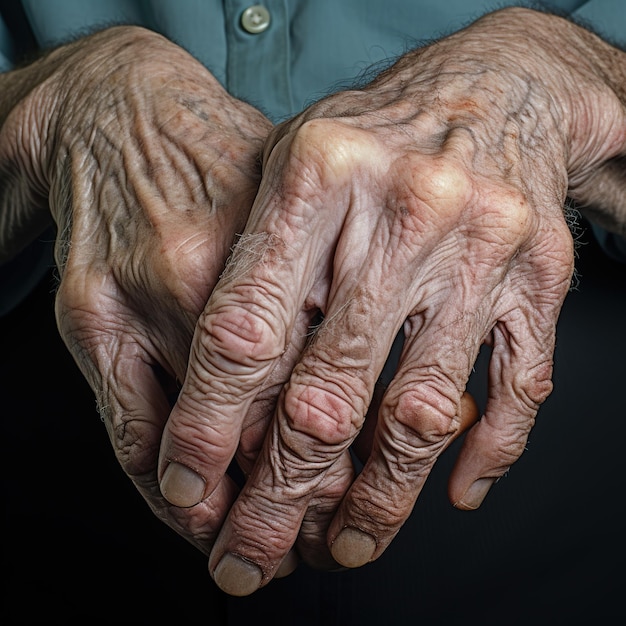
146;9;624;594
2;7;624;599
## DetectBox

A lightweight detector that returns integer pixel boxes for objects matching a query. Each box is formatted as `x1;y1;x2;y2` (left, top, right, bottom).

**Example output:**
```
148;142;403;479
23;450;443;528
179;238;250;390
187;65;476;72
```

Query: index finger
157;126;352;505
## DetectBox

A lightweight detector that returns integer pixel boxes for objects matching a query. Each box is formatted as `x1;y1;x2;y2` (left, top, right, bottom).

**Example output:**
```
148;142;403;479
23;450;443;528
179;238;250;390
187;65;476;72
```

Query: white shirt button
241;5;271;34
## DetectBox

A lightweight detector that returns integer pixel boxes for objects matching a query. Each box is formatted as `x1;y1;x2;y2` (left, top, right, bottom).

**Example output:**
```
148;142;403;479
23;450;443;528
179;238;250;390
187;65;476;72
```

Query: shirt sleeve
0;13;53;317
570;1;626;263
0;13;15;71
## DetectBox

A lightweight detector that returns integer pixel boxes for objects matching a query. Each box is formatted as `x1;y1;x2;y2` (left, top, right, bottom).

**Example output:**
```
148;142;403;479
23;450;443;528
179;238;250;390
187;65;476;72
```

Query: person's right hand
0;26;295;556
149;7;624;595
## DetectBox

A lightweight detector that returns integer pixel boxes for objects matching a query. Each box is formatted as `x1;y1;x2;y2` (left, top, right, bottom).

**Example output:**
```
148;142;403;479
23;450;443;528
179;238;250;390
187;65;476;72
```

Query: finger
55;282;237;554
73;342;238;554
103;352;238;553
233;309;319;477
209;427;356;595
222;311;320;580
207;270;411;594
448;317;557;510
321;197;502;567
157;120;364;508
328;339;482;569
326;298;561;567
297;391;478;572
292;377;387;572
352;382;478;464
293;449;356;571
447;214;574;510
274;549;300;579
324;175;572;569
158;302;319;508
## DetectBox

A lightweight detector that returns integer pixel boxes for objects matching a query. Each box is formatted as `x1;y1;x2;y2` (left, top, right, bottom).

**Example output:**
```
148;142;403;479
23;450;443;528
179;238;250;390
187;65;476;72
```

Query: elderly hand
153;7;624;594
1;26;289;555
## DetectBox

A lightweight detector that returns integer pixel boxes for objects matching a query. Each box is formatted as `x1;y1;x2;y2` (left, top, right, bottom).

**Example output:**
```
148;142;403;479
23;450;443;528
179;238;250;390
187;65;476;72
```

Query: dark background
2;222;625;625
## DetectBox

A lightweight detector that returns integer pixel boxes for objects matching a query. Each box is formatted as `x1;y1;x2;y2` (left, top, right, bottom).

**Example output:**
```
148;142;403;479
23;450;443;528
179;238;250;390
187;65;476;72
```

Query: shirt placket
224;0;293;122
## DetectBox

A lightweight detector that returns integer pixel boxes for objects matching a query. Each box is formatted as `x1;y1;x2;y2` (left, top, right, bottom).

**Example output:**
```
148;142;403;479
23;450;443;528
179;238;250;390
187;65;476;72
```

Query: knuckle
287;118;378;185
200;301;285;376
388;152;474;239
349;479;411;533
112;415;160;477
484;190;534;250
370;382;460;484
409;154;473;213
55;271;95;325
155;233;216;295
515;361;554;410
393;389;458;444
386;378;460;446
523;217;575;293
282;378;362;447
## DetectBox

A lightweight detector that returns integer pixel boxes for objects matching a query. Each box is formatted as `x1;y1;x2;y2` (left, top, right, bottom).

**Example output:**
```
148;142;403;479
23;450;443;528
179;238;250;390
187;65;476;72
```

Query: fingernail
213;553;263;596
331;528;377;568
455;477;495;510
160;462;206;507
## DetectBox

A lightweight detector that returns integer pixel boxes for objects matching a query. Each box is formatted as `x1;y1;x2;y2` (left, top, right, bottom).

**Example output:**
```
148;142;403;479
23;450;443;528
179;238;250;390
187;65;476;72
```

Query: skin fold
1;7;624;598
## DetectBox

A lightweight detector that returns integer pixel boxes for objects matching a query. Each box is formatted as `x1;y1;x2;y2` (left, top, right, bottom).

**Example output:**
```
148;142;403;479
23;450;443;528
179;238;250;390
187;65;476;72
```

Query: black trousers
3;223;624;625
